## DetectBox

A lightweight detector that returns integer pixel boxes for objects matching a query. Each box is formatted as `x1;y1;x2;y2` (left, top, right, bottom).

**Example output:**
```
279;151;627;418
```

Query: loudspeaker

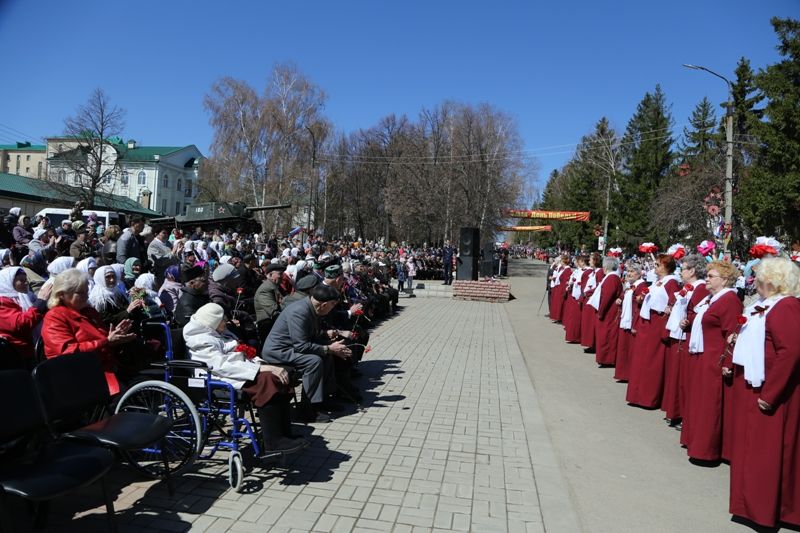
456;227;480;281
480;242;495;277
459;227;480;257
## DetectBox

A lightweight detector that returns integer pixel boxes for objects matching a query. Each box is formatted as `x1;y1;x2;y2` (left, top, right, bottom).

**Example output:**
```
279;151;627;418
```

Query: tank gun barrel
245;203;292;212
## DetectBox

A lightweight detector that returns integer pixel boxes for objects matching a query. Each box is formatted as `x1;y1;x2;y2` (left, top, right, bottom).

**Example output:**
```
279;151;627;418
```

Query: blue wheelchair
114;323;267;492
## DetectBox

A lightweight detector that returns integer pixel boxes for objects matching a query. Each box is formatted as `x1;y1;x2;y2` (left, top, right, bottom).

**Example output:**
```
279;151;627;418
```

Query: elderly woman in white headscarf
77;257;98;289
0;266;48;360
133;272;163;311
89;265;145;325
36;256;76;300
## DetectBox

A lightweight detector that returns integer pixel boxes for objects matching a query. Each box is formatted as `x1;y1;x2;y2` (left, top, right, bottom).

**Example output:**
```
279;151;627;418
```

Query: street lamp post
683;63;734;254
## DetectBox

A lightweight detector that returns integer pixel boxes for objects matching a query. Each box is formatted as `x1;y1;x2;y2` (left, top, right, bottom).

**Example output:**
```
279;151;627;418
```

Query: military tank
149;201;291;234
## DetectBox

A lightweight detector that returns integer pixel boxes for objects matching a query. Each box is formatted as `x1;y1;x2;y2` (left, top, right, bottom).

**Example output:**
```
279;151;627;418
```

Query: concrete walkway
30;282;579;532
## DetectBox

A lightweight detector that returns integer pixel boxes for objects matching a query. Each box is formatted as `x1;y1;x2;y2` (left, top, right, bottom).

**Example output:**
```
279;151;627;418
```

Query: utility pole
683;64;734;254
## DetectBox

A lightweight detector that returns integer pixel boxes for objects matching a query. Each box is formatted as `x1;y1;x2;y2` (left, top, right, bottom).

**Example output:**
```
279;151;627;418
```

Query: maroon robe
614;282;647;382
672;283;711;437
550;267;572;322
594;273;624;366
565;269;591;343
684;290;742;461
580;269;605;348
626;278;680;409
730;297;800;527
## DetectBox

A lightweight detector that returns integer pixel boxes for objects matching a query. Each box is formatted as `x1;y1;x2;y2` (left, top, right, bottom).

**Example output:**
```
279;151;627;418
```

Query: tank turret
150;201;291;233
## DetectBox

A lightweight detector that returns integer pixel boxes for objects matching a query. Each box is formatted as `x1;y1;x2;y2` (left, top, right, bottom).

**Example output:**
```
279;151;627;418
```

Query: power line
0;122;46;144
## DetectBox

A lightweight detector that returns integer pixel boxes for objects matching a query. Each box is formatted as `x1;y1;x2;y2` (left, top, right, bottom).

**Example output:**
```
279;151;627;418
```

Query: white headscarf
110;263;126;293
47;256;75;276
134;272;162;307
0;266;35;311
89;265;127;312
219;255;232;265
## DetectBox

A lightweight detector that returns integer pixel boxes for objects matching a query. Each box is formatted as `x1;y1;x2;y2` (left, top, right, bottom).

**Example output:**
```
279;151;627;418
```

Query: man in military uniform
284;274;319;307
442;239;455;285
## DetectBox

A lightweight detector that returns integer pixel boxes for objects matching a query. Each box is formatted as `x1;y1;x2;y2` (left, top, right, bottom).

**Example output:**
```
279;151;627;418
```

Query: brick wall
452;280;511;302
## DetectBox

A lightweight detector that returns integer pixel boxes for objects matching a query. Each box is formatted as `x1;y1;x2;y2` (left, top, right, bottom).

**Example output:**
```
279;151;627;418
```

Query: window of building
161;199;167;214
26;155;30;161
102;172;112;184
138;170;146;185
57;170;66;183
176;178;182;191
175;202;181;215
121;171;129;187
184;181;192;198
37;161;42;178
73;174;81;186
162;174;169;188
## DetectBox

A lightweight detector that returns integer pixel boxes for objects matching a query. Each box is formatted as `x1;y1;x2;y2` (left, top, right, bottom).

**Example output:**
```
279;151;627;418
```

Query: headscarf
134;273;162;307
0;249;10;266
0;266;35;311
77;257;98;289
89;265;127;312
165;265;180;281
47;256;75;277
123;257;140;281
110;263;126;293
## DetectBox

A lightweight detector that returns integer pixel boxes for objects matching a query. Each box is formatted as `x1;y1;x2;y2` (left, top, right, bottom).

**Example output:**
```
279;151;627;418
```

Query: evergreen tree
613;85;674;245
737;18;800;237
680;97;718;161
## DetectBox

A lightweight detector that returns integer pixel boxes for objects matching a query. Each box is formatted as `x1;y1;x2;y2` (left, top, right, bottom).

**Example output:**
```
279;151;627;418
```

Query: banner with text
496;225;553;232
502;209;590;221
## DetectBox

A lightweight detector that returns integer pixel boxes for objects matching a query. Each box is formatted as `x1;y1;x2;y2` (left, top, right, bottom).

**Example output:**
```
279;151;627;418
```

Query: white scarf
666;280;706;341
0;267;36;311
619;279;644;330
732;295;787;387
570;268;587;299
47;256;75;276
639;275;678;320
89;265;128;312
588;271;619;310
688;288;736;354
584;268;600;293
550;266;563;288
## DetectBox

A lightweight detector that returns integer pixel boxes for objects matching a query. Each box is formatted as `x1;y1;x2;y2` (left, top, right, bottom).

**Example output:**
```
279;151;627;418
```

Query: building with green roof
0;141;47;179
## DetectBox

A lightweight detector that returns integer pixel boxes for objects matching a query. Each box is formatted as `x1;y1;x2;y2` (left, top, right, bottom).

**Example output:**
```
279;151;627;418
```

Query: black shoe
321;400;344;412
262;437;308;456
583;347;596;354
305;411;332;423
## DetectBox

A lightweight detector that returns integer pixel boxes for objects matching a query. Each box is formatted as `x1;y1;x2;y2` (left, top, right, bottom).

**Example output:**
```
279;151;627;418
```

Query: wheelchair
113;322;266;492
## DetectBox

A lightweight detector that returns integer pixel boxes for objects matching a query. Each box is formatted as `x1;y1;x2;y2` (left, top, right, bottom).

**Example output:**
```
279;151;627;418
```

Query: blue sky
0;0;797;191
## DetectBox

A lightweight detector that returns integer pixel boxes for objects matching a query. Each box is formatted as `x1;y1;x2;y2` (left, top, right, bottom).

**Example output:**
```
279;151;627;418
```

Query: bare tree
47;88;126;208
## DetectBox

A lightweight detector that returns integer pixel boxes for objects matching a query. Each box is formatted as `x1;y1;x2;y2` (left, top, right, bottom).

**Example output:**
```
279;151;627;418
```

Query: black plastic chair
32;353;175;495
0;370;117;532
0;337;32;372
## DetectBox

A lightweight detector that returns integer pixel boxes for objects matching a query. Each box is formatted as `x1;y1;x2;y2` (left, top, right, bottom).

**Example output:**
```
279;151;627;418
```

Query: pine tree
613;85;674;245
737;18;800;237
680;97;718;161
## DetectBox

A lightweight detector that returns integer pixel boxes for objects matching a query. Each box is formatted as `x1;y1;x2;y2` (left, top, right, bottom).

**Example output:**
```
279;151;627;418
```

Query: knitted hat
192;303;225;330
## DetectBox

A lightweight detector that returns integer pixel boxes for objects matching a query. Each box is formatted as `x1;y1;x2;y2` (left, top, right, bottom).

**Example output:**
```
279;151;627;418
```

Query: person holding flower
729;257;800;527
683;260;742;462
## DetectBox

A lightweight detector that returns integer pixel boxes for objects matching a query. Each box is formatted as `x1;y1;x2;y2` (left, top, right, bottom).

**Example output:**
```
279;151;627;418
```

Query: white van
35;208;127;229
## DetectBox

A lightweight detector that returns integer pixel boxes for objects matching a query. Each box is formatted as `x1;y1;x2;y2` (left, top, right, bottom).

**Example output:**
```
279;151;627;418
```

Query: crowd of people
545;238;800;529
0;205;463;460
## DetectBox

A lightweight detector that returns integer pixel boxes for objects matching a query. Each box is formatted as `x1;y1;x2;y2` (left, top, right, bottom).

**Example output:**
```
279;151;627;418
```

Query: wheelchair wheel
115;380;202;478
228;451;244;492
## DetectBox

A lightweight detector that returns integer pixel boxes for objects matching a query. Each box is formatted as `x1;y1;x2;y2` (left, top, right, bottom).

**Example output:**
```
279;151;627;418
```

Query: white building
46;137;203;216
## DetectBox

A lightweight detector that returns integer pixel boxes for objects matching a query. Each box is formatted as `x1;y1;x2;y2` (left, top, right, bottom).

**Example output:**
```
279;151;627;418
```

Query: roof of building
0;172;160;216
0;142;46;151
115;145;187;162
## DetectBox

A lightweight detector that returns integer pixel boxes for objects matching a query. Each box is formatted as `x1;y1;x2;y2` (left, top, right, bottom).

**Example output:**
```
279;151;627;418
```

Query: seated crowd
544;238;800;529
0;207;436;459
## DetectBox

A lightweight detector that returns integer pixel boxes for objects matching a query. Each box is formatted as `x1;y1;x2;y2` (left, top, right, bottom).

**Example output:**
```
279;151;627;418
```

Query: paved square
26;295;579;532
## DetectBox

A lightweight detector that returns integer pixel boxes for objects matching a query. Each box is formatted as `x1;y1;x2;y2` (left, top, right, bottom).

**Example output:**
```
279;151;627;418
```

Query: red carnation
749;244;778;259
737;315;748;326
672;248;686;260
354;308;365;316
641;286;650;295
234;343;257;360
236;287;244;295
364;345;372;354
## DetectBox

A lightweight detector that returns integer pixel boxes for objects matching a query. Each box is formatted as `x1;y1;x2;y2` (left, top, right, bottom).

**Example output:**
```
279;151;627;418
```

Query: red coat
580;269;605;348
549;267;572;322
41;305;120;395
594;274;623;366
730;297;800;527
676;283;711;443
0;296;42;359
614;281;648;382
626;278;680;409
684;290;742;461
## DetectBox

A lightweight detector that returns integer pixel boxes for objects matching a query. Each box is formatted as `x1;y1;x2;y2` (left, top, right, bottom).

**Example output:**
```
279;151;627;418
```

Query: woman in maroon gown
563;255;588;343
615;262;646;382
580;253;603;353
662;254;709;426
729;257;800;527
591;257;623;366
549;255;572;324
626;254;680;409
683;260;742;462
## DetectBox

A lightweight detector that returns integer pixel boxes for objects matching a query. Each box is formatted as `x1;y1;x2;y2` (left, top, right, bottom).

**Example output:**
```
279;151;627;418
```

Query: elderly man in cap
69;221;93;260
174;265;209;327
254;262;285;329
262;283;353;423
283;274;319;307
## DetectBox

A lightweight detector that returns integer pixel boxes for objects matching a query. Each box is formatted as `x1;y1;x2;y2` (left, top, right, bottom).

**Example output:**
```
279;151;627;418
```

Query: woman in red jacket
41;268;137;395
683;260;743;462
729;258;800;527
0;266;47;363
